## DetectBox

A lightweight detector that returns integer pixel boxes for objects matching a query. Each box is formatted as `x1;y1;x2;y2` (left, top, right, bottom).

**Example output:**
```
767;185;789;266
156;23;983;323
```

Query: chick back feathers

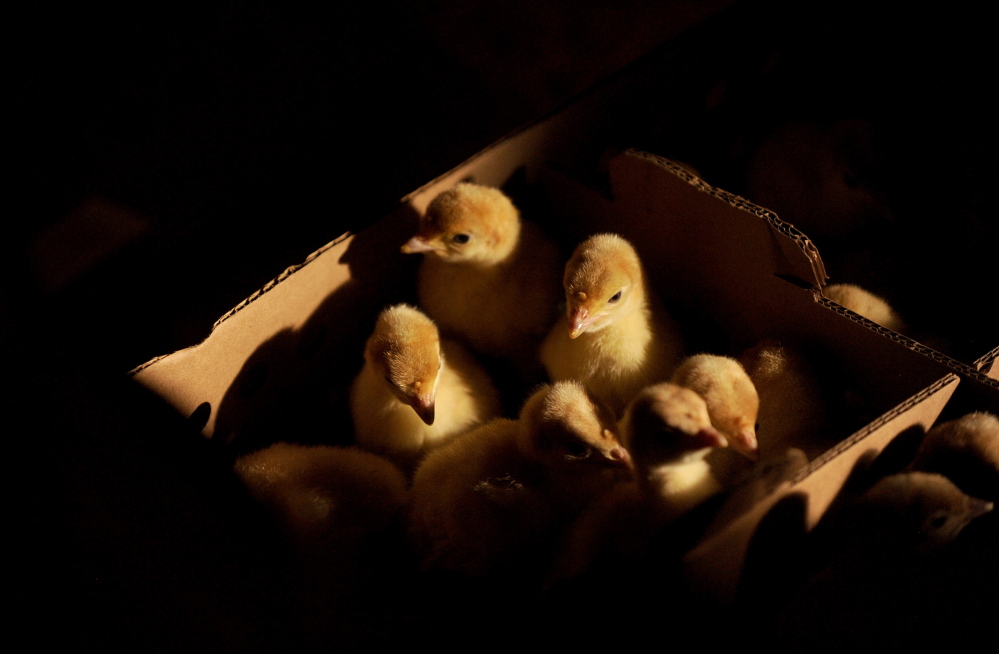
407;381;631;580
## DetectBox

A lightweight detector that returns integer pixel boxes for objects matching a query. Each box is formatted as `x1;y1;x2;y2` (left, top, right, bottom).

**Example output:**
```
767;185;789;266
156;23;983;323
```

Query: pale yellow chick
350;304;501;470
548;383;728;585
738;339;834;461
671;353;759;461
401;182;563;368
407;380;632;581
824;282;906;333
540;233;686;417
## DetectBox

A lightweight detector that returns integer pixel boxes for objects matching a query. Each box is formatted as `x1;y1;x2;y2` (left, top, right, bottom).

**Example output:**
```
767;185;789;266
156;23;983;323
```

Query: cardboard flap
129;235;356;436
607;149;826;289
682;373;960;605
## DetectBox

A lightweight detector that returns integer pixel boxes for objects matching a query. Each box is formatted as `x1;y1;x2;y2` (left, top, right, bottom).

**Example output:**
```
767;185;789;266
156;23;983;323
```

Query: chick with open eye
540;233;686;417
407;380;632;582
401;182;563;380
350;304;501;471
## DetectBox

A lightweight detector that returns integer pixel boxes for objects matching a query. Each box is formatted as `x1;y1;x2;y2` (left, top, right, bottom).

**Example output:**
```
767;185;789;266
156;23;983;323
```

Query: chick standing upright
540;233;685;417
407;380;633;582
350;304;501;470
401;182;563;375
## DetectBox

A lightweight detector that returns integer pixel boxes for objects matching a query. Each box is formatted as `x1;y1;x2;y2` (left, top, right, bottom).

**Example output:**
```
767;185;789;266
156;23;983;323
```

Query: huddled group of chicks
232;181;999;636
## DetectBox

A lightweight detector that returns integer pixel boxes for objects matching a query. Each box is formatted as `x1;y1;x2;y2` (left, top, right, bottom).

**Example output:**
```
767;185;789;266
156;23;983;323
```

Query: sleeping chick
670;353;759;461
824;282;906;333
350;304;501;470
909;412;999;501
738;339;834;461
401;182;563;374
540;233;685;417
407;380;632;583
548;383;728;585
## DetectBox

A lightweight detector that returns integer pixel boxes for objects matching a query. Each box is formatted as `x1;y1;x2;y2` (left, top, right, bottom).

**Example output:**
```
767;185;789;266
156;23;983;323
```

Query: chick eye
608;291;622;303
564;441;592;460
452;233;470;244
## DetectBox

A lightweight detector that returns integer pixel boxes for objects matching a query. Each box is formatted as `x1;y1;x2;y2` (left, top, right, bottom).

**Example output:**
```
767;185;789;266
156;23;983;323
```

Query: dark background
5;1;996;650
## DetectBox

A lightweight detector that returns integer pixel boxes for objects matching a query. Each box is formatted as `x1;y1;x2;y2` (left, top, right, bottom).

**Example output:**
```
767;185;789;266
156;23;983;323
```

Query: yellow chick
670;353;759;461
548;383;728;585
401;182;563;369
407;380;632;582
824;282;906;332
350;304;501;470
737;339;834;461
540;233;686;417
909;411;999;501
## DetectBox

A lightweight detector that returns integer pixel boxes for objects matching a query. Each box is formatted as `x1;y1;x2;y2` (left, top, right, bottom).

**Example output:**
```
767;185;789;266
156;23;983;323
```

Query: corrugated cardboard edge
817;296;999;390
129;233;352;378
619;149;828;289
682;373;960;605
127;232;356;436
975;345;999;379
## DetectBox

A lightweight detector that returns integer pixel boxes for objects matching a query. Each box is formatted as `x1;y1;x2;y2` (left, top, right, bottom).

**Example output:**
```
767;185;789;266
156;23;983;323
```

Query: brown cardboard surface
683;374;960;605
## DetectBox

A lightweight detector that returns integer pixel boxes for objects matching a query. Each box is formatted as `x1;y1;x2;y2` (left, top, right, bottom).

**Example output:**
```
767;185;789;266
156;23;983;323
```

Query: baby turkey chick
234;442;409;554
401;182;563;374
670;353;759;461
540;233;685;417
909;411;999;501
737;339;834;462
548;383;728;585
350;304;501;470
407;380;632;583
824;282;907;333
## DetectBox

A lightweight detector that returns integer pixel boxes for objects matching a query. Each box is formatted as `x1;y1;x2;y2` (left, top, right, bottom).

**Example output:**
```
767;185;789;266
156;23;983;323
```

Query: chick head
671;354;760;461
912;412;999;500
401;182;521;264
856;471;993;554
365;304;442;425
621;383;729;471
562;233;645;339
518;381;633;474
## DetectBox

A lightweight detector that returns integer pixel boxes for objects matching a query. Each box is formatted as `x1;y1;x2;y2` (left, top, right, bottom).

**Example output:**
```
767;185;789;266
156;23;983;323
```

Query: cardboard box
129;4;999;643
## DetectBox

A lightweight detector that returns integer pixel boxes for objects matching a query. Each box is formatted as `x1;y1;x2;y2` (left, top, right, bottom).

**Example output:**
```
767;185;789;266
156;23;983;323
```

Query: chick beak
568;307;594;339
730;427;759;462
693;426;728;451
606;445;634;471
970;498;994;520
411;395;436;425
401;235;438;254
